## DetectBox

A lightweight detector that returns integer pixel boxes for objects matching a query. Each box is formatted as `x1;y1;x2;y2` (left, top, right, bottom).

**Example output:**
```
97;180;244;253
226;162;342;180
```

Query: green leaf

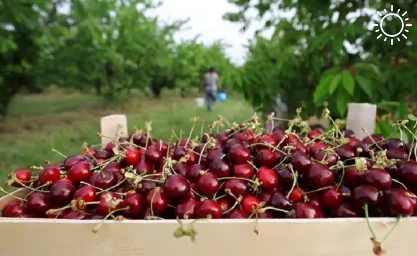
336;88;350;116
408;114;417;121
328;73;342;95
313;73;335;104
342;71;355;95
355;75;372;99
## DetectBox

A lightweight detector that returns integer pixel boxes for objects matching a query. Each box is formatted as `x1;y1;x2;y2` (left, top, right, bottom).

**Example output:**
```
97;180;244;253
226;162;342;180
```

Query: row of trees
0;0;236;117
224;0;417;133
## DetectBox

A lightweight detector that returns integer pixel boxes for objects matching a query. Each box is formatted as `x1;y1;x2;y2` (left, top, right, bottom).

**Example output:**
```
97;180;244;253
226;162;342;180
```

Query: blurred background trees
224;0;417;133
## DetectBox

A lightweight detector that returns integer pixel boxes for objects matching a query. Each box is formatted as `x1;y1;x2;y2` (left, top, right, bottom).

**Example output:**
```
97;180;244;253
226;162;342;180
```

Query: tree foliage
0;0;235;117
225;0;417;123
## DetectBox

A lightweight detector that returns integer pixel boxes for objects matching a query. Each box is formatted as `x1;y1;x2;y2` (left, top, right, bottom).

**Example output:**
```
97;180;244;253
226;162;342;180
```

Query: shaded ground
0;89;254;184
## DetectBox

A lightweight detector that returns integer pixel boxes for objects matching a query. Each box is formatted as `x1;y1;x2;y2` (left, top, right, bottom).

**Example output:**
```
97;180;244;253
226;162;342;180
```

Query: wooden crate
1;105;414;256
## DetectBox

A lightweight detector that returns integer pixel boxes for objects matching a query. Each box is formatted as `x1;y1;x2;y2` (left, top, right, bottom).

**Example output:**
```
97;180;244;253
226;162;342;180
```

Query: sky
148;0;273;65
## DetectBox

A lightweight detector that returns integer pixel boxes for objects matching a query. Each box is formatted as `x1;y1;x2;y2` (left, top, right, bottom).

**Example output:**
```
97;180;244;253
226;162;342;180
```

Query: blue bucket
217;92;227;102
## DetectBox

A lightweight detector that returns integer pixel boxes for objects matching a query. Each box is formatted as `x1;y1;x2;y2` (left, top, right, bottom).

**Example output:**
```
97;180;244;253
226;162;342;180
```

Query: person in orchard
202;66;219;111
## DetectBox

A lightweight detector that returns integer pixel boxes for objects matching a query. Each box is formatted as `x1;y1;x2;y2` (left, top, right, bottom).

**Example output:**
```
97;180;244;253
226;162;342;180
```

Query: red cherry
255;149;277;168
124;147;140;165
176;197;199;219
136;180;157;194
307;129;323;139
344;167;363;187
235;130;255;144
295;202;323;218
321;187;342;209
336;146;355;161
276;168;295;190
74;186;97;202
122;192;144;218
217;198;232;212
2;200;27;217
38;166;61;185
173;163;190;177
164;174;190;200
351;185;381;210
311;150;338;167
269;192;292;211
197;199;222;219
289;187;304;202
26;192;51;215
61;209;88;220
187;164;203;182
228;146;251;164
96;192;122;215
346;138;360;148
233;163;255;179
401;161;417;186
384;189;414;216
216;133;229;145
68;161;92;184
271;128;285;143
241;195;260;214
256;134;278;150
256;167;279;191
146;188;168;212
207;147;224;161
9;169;32;187
197;172;220;196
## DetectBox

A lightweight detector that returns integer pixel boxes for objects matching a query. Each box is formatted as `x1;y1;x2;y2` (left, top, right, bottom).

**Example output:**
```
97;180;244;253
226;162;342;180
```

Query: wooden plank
100;114;128;148
346;103;377;140
0;217;415;256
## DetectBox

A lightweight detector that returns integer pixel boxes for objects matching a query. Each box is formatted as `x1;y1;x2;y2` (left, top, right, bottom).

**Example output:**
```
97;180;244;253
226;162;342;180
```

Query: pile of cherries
2;115;417;225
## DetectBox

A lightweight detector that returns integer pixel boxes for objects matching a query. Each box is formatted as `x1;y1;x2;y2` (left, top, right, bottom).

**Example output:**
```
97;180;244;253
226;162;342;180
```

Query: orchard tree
224;0;417;126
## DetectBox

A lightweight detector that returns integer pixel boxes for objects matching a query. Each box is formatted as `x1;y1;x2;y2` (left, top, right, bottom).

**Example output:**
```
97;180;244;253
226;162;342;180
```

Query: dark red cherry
353;141;370;157
362;168;392;190
401;161;417;186
176;197;199;219
387;138;404;150
321;187;342;209
217;198;232;212
386;148;408;160
61;209;87;220
197;172;219;196
312;150;338;167
2;200;27;217
196;199;222;219
384;189;414;216
95;150;114;160
332;204;358;217
351;185;381;210
122;192;144;218
89;170;118;190
344;129;356;138
146;188;168;213
291;151;311;173
275;168;294;190
207;147;224;161
255;149;277;168
74;186;97;202
307;129;323;139
346;138;360;148
269;191;292;211
344;167;363;187
50;179;76;206
223;179;249;197
173;163;190;177
124;147;140;165
209;159;232;178
26;192;50;215
233;163;255;179
187;164;203;182
227;209;249;219
134;158;153;175
235;130;255;144
164;174;190;200
96;192;123;215
305;163;334;189
145;146;163;165
295;202;323;218
63;155;85;170
336;146;355;161
136;180;157;194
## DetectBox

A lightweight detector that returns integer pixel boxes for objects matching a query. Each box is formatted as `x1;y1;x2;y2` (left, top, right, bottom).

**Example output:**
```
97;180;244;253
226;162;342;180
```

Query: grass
0;88;254;186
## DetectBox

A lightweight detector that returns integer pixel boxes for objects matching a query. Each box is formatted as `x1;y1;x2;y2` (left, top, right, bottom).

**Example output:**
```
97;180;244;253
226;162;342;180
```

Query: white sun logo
372;5;413;45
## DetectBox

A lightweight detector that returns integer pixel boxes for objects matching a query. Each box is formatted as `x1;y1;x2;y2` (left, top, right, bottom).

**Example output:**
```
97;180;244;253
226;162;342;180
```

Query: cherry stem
362;128;384;152
80;182;104;192
0;186;27;201
222;200;239;215
246;161;259;171
392;179;408;190
258;206;289;214
381;215;402;243
364;204;377;239
150;187;159;216
143;178;164;184
197;141;210;165
304;186;332;194
186;118;198;147
12;178;50;193
92;207;130;233
97;178;127;195
199;121;205;140
286;166;298;199
46;205;71;215
337;166;346;189
191;188;205;199
218;176;257;185
52;148;67;158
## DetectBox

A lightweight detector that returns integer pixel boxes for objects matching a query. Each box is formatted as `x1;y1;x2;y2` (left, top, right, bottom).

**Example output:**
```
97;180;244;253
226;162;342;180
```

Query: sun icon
372;5;413;45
